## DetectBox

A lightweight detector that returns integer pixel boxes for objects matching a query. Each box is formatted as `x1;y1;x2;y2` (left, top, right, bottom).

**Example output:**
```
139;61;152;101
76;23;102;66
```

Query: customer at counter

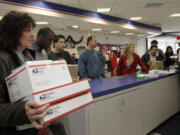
78;36;105;80
116;44;149;76
0;11;51;135
48;34;74;64
164;46;176;68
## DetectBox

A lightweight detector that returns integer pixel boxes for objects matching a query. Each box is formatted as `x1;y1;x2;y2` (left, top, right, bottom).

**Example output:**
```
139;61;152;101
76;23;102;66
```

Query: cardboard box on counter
150;61;164;70
6;60;72;102
41;92;94;125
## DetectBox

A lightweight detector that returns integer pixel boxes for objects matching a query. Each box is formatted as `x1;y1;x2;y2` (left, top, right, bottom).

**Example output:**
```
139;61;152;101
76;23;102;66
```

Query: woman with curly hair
0;11;50;135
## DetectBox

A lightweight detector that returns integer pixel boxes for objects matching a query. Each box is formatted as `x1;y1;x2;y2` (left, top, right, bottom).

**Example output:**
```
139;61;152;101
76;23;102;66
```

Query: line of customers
78;39;178;78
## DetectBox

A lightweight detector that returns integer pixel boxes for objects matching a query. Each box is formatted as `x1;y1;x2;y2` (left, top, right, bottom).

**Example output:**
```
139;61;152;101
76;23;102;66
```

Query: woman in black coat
164;46;176;68
0;11;50;135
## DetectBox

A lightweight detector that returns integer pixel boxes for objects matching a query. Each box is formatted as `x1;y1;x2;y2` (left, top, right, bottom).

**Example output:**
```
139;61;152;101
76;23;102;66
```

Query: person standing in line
29;29;71;135
48;35;74;64
116;44;149;76
78;36;105;80
98;49;106;69
28;27;55;60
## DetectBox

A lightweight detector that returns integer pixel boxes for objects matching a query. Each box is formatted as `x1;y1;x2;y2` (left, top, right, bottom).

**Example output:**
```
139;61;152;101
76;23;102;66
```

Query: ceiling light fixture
97;8;111;13
92;28;102;31
137;34;145;37
147;31;160;35
125;33;134;35
122;25;136;30
130;17;142;20
170;13;180;17
36;21;49;25
147;32;161;38
72;25;79;28
111;31;120;33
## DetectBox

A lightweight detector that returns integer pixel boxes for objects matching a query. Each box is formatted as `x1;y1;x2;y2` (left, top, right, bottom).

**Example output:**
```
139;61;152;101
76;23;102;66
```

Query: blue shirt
78;49;105;80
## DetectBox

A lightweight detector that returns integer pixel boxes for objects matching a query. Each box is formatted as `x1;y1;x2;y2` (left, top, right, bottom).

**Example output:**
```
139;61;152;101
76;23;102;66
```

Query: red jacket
116;53;149;76
109;52;117;77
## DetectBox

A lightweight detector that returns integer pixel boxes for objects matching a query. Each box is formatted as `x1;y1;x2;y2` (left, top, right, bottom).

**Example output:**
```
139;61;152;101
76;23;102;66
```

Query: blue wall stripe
0;0;161;31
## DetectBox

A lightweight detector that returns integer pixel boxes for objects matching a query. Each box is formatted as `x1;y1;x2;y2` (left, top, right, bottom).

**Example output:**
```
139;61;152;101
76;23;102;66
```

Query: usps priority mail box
34;79;91;106
6;60;72;102
41;92;94;125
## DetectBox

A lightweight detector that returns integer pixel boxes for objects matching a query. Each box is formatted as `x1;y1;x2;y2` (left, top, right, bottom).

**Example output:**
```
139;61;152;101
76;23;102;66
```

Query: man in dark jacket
28;27;55;60
48;34;74;64
146;40;165;61
142;46;164;69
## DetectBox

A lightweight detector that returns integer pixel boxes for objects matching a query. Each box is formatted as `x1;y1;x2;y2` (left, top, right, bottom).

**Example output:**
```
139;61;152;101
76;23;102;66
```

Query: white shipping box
41;92;94;125
33;79;91;106
6;60;72;102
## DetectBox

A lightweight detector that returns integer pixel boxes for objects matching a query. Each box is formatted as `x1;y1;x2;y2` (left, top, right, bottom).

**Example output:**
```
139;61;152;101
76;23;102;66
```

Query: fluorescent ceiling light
36;21;49;25
130;17;142;20
147;31;161;38
137;34;145;37
122;25;136;30
111;31;120;33
83;18;108;25
72;25;79;28
170;13;180;17
126;33;134;35
92;28;102;31
97;8;111;13
147;31;160;35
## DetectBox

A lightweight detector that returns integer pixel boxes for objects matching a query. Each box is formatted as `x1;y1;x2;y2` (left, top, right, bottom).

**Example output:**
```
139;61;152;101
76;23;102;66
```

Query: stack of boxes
6;60;93;125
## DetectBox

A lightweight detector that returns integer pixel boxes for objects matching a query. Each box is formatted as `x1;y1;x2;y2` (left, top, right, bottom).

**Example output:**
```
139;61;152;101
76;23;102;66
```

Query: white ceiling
43;0;180;33
0;0;180;37
0;1;148;37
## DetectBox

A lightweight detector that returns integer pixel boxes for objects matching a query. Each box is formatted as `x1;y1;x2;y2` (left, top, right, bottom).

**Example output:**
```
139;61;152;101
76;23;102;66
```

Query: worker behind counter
142;45;164;70
146;40;165;61
164;46;176;69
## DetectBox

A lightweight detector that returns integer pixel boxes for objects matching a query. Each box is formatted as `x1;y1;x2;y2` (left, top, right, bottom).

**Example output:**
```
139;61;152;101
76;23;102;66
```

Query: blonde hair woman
116;44;149;76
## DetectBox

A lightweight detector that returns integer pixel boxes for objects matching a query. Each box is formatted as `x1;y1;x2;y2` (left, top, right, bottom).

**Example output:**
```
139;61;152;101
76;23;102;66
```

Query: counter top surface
90;73;178;98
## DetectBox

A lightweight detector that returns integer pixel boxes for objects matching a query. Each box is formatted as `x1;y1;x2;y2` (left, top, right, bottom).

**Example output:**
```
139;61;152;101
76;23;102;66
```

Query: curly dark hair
0;11;35;50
